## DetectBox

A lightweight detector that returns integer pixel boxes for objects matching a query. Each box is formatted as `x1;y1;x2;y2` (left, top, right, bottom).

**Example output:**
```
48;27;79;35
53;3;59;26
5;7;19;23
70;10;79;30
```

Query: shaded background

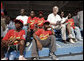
2;1;83;19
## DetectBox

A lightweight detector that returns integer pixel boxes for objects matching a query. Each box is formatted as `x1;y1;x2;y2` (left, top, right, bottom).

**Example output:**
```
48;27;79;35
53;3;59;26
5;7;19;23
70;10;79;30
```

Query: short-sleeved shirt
2;29;25;45
37;17;45;27
66;18;75;29
35;29;52;40
27;16;38;29
47;13;61;28
16;15;28;25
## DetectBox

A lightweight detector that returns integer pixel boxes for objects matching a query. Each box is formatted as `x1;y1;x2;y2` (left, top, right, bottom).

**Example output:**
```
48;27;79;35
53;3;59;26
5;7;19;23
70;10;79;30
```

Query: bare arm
50;26;55;35
33;33;42;50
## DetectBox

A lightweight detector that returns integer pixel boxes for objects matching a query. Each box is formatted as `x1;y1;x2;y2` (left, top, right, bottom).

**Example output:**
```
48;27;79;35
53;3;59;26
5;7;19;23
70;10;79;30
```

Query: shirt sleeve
58;15;62;21
27;17;30;23
48;30;52;35
61;18;67;24
2;30;12;41
35;29;41;36
47;14;51;22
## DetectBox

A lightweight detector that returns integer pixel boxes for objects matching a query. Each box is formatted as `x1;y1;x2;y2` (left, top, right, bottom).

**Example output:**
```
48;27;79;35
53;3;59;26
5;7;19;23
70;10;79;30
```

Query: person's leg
68;27;77;43
74;27;83;40
48;35;58;60
70;27;75;38
48;35;56;53
32;39;39;58
66;24;72;35
66;24;75;39
26;30;32;43
1;41;8;59
19;40;26;60
22;26;28;38
26;29;33;46
31;36;53;58
60;24;67;43
80;28;83;38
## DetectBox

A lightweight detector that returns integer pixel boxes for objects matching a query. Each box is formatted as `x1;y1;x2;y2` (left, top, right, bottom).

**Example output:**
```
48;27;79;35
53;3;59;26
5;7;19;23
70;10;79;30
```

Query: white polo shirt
47;13;61;28
77;11;83;29
16;15;28;25
47;13;61;24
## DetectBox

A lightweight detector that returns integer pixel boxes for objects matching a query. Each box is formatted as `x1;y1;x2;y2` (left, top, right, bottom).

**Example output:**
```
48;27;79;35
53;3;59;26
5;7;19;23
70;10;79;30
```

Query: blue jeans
71;26;82;40
80;28;83;37
22;26;28;38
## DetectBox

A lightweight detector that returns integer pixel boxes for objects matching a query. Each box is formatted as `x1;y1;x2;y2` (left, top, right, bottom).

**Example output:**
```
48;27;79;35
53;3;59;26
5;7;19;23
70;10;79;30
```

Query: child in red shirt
66;13;83;42
37;11;45;28
1;19;27;60
32;21;57;60
27;16;38;30
25;11;38;46
66;18;75;29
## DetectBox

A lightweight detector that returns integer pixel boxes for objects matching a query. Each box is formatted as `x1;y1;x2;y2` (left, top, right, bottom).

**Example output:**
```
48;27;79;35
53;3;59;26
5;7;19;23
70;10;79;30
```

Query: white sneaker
1;58;8;60
26;42;30;47
69;39;75;43
68;34;74;39
79;38;83;41
33;57;39;60
19;55;27;60
73;39;78;42
49;53;58;60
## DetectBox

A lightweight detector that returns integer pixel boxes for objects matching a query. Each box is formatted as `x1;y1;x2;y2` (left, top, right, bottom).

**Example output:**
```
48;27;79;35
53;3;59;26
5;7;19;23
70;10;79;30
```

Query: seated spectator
37;11;45;28
60;12;76;43
1;19;27;60
1;14;8;38
32;21;57;60
25;11;38;46
47;6;73;43
72;12;80;27
77;10;83;30
77;10;83;37
16;9;28;39
66;13;83;41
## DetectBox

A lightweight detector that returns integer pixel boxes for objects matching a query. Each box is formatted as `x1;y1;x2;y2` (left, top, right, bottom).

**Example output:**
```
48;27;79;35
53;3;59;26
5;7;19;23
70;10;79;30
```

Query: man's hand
56;21;61;25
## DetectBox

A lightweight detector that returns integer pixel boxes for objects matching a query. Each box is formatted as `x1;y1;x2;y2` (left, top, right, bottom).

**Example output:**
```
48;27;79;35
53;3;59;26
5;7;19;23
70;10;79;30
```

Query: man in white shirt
77;10;83;35
16;9;28;25
47;6;67;43
77;10;83;37
16;9;28;39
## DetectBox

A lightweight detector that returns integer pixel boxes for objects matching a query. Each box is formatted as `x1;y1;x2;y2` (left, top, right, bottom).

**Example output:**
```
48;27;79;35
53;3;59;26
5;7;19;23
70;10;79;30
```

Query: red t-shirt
37;17;45;27
2;29;25;45
27;16;38;29
66;18;75;29
35;29;52;40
